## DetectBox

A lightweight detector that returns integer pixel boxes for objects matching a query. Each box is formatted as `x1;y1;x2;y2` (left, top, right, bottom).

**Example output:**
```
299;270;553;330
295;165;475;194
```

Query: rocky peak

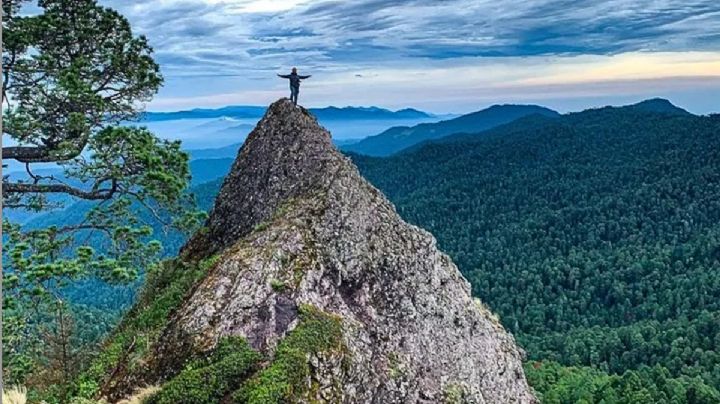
185;99;344;257
143;98;536;403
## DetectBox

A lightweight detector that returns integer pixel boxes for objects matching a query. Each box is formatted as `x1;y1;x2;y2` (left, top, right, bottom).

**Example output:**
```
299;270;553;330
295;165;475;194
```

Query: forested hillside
351;106;720;401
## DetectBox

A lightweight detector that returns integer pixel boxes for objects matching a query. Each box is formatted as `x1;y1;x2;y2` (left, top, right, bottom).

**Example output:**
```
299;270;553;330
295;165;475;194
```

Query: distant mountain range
340;99;694;157
186;117;253;133
186;137;360;161
312;106;431;120
140;105;432;122
436;98;692;148
140;106;267;121
342;104;561;156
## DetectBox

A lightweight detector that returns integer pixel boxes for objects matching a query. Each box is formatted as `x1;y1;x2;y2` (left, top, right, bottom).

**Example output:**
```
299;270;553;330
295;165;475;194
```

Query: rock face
161;99;536;403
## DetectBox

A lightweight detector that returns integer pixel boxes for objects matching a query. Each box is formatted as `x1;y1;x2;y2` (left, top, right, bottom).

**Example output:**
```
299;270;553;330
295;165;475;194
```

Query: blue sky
98;0;720;114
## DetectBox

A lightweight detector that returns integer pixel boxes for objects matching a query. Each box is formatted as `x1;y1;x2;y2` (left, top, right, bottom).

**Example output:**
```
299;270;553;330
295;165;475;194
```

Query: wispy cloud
100;0;720;75
93;0;720;112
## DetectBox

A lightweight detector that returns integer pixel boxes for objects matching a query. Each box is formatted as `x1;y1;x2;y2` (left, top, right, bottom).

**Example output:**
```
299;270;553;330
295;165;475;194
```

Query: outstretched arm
277;74;291;79
299;75;312;79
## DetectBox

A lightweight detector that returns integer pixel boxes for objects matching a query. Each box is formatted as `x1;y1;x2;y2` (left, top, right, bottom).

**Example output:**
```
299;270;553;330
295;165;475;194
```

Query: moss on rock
443;383;469;404
144;337;260;404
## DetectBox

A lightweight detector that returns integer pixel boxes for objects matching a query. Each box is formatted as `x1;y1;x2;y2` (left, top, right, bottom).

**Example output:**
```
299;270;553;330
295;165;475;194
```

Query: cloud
96;0;720;76
83;0;720;113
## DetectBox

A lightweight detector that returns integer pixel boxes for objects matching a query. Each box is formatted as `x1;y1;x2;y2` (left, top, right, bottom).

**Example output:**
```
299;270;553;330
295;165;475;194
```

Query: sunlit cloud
510;52;720;85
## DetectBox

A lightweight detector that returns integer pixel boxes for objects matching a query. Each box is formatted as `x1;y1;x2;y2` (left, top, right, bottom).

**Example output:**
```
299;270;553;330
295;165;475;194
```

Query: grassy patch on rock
144;337;260;404
233;305;345;404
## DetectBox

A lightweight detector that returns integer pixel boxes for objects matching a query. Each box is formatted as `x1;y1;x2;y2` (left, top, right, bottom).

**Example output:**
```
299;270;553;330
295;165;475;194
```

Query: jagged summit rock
184;98;343;257
143;98;536;403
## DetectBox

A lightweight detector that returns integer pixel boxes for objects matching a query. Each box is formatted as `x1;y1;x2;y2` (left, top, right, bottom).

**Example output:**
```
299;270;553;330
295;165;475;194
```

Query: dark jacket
278;72;311;88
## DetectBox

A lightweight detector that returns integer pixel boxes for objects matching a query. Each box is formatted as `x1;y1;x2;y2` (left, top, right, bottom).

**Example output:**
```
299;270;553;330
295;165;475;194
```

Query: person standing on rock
277;67;311;105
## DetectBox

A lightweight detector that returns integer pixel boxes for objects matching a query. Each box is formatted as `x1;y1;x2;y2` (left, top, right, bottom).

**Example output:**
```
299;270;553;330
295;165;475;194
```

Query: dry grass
2;386;28;404
116;385;161;404
473;297;502;328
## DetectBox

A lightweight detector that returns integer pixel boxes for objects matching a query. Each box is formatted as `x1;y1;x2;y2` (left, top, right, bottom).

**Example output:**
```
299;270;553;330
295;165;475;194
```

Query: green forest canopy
351;106;720;400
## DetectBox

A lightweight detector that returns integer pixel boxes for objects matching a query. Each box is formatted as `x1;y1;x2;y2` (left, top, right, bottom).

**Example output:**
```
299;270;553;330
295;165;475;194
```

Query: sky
95;0;720;114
